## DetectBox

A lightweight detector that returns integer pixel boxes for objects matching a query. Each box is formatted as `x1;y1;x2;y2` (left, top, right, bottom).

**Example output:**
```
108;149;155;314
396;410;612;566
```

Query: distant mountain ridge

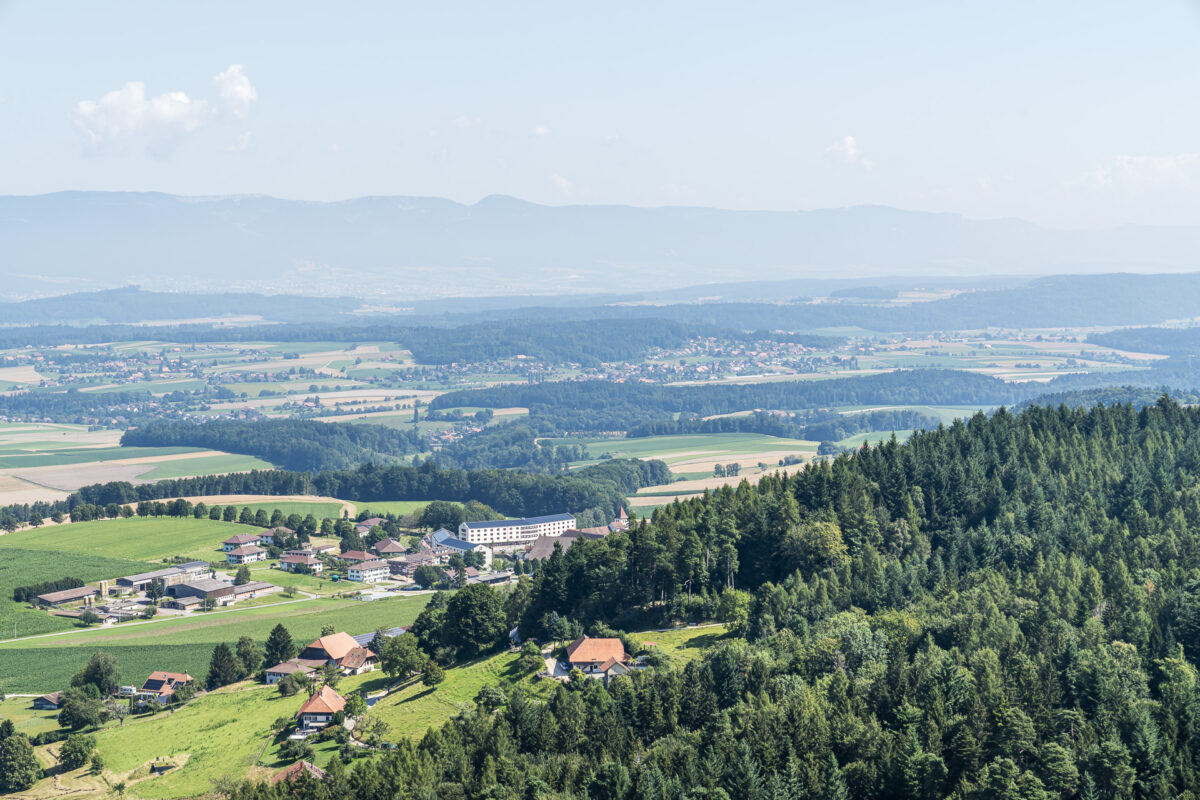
4;191;1200;298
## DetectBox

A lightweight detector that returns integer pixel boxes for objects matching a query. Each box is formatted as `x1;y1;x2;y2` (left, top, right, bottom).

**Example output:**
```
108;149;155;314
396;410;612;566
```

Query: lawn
0;548;156;640
0;696;63;738
0;517;246;562
138;454;276;480
0;445;205;469
368;648;550;739
0;593;433;693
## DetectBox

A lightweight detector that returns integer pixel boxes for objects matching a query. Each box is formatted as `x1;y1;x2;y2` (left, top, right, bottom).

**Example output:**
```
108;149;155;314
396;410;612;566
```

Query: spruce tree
264;623;296;667
206;642;242;689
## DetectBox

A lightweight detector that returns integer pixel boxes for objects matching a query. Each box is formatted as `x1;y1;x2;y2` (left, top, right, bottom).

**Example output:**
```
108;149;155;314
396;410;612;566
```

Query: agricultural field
0;421;279;505
555;432;820;480
0;592;433;693
0;517;247;562
353;499;436;518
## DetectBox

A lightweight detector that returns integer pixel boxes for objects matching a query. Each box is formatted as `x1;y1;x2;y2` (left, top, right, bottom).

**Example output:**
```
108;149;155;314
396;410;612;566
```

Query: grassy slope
0;517;249;562
0;593;432;693
1;624;726;799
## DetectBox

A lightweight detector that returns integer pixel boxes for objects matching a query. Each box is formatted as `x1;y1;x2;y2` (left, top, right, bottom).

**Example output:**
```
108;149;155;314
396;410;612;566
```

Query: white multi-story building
459;513;576;547
347;560;389;583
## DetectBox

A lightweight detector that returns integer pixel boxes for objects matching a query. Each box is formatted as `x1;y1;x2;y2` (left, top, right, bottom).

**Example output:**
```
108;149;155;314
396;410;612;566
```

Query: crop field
556;432;819;479
0;593;432;693
135;453;276;480
0;517;245;562
353;499;436;518
0;548;155;640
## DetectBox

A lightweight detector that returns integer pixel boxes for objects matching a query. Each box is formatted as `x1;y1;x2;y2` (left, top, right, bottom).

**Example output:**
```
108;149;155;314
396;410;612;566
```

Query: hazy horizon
3;1;1200;231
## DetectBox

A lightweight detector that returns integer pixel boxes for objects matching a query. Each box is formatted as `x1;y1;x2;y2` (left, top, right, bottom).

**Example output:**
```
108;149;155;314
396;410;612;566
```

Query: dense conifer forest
121;419;424;472
231;398;1200;800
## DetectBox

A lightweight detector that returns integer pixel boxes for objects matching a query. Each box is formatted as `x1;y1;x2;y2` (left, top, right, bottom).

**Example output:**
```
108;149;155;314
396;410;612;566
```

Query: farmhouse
348;559;389;583
459;512;575;547
271;761;327;784
565;635;628;675
36;585;100;607
265;660;322;685
226;544;267;564
299;632;377;673
279;553;322;573
138;671;193;703
222;533;261;551
372;538;405;558
295;685;345;730
259;527;294;546
33;692;62;710
526;528;604;561
339;550;373;563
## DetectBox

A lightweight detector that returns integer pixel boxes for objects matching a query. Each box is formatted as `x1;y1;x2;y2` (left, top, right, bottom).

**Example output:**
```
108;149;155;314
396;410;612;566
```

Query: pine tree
264;624;296;667
206;643;242;689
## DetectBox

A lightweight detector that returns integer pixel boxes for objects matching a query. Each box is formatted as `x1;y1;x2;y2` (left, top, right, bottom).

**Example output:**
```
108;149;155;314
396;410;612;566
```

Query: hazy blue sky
2;1;1199;228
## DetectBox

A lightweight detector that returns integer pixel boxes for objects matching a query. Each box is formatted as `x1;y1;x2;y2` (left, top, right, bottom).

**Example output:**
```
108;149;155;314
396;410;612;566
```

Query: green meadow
0;593;432;693
0;517;246;562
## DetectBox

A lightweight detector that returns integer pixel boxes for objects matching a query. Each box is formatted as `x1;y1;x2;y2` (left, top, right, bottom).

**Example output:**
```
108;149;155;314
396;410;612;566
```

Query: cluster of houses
265;630;387;687
34;670;196;712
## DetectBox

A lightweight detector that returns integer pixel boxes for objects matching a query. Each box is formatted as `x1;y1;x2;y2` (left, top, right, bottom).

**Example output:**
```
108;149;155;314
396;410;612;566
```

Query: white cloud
454;115;481;129
826;135;875;170
74;82;212;145
531;125;550;136
226;131;252;152
329;143;343;154
1088;153;1197;187
213;64;257;120
603;134;619;145
551;173;572;192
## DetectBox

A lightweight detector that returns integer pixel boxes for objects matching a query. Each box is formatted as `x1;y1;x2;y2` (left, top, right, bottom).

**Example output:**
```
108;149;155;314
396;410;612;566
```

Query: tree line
626;408;943;443
432;369;1025;433
121;418;423;472
0;456;668;530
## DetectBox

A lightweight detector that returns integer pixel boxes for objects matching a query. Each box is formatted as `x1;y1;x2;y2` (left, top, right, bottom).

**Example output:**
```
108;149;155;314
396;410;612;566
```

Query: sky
1;1;1199;229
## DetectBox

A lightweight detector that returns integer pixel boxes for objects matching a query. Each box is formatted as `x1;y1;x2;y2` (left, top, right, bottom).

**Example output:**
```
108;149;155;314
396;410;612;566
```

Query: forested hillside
626;408;943;442
236;398;1200;800
433;369;1021;431
121;419;423;472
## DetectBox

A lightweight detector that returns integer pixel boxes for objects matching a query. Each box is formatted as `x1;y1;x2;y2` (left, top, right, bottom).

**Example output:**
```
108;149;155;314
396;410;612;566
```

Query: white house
226;544;267;564
347;559;389;583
